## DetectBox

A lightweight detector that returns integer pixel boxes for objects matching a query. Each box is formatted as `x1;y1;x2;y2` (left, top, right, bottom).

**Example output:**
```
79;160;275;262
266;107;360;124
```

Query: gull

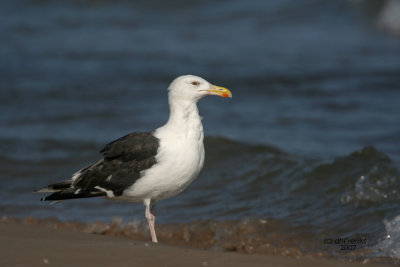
36;75;232;243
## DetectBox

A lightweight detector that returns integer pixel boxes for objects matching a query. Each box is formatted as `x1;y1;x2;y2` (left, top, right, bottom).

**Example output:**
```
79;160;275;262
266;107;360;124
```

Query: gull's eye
191;81;200;86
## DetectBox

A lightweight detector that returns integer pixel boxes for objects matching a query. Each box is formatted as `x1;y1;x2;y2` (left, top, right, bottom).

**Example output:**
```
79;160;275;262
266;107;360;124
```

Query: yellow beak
205;85;232;98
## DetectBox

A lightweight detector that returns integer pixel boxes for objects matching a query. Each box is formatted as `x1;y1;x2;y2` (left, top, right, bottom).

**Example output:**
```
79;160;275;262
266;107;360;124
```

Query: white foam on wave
340;167;399;207
373;214;400;259
378;0;400;36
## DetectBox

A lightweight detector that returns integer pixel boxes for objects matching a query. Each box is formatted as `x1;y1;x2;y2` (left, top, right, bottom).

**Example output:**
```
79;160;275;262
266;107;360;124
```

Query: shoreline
0;219;391;267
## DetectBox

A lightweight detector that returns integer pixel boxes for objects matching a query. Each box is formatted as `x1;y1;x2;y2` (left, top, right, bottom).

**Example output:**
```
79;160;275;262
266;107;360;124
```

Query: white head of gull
36;75;232;243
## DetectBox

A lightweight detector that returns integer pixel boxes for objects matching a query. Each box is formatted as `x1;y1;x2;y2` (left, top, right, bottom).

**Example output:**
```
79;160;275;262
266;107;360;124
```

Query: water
1;0;400;263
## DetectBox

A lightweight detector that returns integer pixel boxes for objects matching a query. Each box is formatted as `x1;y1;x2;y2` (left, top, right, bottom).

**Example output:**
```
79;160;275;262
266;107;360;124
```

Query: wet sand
0;221;389;267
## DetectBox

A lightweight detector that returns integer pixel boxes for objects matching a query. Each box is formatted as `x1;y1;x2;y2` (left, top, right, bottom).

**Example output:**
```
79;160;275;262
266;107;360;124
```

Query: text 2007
341;245;356;251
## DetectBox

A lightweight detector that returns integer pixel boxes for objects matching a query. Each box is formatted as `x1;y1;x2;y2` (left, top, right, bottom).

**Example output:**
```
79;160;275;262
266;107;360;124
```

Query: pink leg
144;199;158;243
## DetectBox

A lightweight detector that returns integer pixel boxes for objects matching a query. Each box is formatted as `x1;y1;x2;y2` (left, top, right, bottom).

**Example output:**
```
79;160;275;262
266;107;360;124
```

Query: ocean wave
1;136;400;264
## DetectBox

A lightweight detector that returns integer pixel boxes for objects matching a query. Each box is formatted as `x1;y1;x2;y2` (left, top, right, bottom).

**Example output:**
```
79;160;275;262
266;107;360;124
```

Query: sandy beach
0;221;390;267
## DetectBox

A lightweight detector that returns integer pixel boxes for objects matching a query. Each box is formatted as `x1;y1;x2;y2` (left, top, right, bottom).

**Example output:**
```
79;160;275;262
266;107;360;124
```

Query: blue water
1;0;400;262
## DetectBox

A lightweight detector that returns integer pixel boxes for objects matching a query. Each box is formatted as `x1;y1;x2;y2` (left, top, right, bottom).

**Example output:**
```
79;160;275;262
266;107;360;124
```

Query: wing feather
38;132;160;200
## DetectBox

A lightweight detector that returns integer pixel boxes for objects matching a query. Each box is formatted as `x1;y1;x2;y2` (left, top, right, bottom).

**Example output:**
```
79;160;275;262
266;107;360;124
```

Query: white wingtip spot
95;186;115;198
72;171;82;182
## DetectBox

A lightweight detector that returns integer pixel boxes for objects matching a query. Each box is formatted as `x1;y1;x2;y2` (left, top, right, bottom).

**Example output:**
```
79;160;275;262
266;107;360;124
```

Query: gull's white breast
122;124;205;202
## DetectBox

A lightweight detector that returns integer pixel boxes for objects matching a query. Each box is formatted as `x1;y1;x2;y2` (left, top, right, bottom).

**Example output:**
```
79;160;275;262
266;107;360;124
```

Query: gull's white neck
159;97;204;140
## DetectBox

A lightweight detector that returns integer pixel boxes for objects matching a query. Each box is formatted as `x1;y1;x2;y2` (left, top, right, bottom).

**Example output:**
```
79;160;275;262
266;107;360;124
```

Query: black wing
39;132;160;200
